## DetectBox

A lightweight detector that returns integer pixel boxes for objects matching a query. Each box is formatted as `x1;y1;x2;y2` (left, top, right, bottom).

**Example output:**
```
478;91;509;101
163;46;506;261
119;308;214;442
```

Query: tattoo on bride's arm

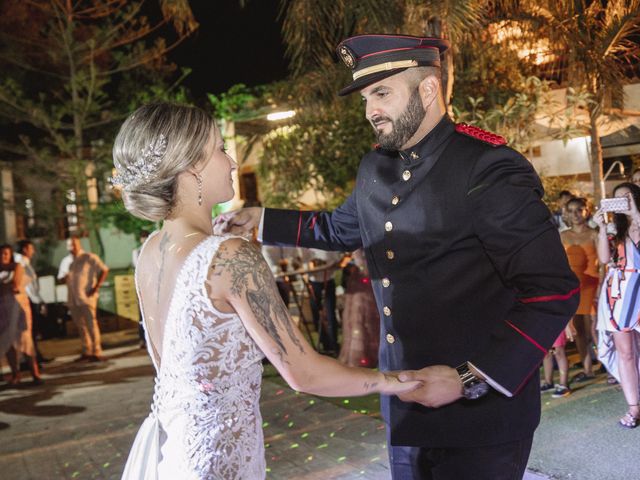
363;381;379;392
213;242;306;356
156;231;171;305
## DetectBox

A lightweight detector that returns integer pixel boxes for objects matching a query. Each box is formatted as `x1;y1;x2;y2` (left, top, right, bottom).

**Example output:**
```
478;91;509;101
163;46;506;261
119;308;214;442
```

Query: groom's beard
372;88;426;151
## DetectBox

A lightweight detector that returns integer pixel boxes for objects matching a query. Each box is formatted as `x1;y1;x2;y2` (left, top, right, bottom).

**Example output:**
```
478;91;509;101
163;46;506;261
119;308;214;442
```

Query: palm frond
598;0;640;61
280;0;403;76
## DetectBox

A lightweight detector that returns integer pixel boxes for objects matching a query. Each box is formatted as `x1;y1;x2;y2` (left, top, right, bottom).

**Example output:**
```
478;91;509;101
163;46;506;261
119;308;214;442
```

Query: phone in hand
600;197;630;213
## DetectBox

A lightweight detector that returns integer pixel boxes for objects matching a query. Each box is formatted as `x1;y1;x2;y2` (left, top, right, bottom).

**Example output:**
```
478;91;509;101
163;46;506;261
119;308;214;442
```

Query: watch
455;362;490;400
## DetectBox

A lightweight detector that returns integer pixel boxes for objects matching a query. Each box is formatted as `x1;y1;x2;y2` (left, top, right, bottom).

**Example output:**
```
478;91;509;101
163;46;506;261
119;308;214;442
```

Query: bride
112;102;419;480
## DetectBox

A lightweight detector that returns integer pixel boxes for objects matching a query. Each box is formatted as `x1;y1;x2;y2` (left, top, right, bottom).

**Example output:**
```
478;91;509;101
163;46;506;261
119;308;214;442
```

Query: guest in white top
58;238;109;361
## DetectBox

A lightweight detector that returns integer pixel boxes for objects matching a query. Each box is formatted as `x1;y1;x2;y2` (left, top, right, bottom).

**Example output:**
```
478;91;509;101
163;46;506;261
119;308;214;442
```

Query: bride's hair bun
112;102;215;221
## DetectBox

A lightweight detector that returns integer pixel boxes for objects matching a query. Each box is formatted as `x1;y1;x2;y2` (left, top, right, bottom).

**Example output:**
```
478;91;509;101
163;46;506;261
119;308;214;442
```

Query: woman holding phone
593;182;640;428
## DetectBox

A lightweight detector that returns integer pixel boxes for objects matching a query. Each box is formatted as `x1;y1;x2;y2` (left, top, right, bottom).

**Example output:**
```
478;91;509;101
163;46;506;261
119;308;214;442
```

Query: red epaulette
455;123;507;147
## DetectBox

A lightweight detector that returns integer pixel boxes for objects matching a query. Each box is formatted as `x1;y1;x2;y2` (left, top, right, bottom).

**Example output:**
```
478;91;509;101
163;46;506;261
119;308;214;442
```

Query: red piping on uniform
513;366;538;395
519;287;580;304
360;46;439;59
505;320;546;354
296;212;302;247
309;215;317;230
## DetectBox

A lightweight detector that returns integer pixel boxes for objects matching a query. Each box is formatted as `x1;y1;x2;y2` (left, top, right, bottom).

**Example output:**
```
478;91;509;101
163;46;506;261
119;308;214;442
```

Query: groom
216;34;578;479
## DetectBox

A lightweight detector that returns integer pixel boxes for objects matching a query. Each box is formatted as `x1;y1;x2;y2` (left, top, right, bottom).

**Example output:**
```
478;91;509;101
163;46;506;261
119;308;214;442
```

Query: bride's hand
378;371;423;395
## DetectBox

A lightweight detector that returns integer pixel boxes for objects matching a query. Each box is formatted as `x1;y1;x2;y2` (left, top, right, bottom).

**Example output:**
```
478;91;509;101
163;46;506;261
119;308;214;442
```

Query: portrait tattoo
213;242;305;359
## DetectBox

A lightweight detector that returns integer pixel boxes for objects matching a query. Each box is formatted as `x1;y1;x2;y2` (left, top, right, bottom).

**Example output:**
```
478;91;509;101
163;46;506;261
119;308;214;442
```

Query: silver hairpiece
111;134;168;190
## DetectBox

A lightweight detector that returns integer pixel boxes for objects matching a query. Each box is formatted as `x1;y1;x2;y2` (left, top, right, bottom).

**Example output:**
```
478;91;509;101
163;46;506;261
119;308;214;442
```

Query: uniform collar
398;114;455;164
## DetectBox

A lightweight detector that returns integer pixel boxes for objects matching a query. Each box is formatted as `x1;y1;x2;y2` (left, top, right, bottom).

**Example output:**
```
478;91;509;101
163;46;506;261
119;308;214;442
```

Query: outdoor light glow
489;21;556;65
267;110;296;121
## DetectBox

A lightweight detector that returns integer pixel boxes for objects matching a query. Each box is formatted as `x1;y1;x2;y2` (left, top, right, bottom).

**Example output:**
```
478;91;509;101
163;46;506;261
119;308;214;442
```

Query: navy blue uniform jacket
263;115;579;447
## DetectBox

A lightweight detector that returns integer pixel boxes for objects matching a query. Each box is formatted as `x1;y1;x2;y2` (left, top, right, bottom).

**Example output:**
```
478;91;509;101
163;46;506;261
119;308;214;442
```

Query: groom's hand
213;207;263;236
397;365;463;408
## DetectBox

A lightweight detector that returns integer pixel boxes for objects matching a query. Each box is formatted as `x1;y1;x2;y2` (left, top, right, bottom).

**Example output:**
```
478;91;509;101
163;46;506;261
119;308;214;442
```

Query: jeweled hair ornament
112;134;168;190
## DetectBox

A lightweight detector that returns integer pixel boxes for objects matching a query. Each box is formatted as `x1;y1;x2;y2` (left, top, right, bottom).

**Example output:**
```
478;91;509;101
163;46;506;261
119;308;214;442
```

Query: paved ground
0;330;638;479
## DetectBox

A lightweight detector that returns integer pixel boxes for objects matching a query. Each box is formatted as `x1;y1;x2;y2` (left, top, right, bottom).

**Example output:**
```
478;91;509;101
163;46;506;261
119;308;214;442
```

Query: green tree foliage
0;0;197;250
260;0;566;207
207;84;265;122
91;200;155;236
259;95;373;208
498;0;640;201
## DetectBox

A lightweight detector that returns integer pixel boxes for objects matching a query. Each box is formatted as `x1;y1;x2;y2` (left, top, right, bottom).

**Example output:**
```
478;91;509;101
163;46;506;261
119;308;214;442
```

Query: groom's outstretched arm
214;192;363;252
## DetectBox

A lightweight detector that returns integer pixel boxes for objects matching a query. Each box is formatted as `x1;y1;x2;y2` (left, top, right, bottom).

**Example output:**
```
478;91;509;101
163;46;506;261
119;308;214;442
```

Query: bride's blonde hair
112;102;214;221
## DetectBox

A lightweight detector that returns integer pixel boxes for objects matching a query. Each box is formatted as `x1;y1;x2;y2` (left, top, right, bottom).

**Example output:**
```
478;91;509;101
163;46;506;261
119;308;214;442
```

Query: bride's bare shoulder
214;237;263;263
207;238;266;301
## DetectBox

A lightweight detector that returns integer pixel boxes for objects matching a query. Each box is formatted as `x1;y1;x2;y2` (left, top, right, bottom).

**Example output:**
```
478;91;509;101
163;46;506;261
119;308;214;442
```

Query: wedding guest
561;198;599;383
339;249;380;368
552;190;574;231
301;248;344;354
58;238;109;362
594;182;640;428
0;244;41;385
16;239;52;365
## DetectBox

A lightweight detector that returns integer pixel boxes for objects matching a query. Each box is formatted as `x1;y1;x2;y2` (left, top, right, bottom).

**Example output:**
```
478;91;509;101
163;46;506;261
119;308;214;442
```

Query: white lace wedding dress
122;235;266;480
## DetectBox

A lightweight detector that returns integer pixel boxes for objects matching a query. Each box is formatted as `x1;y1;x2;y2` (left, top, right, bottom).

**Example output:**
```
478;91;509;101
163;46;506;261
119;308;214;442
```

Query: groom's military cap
336;34;449;96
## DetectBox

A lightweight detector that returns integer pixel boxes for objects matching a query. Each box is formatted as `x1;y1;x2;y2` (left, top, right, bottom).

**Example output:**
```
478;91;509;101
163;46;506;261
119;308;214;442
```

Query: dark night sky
169;0;290;98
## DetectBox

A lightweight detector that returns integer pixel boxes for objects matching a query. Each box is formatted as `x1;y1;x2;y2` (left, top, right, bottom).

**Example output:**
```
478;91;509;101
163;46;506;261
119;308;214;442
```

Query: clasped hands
393;365;464;408
213;210;465;408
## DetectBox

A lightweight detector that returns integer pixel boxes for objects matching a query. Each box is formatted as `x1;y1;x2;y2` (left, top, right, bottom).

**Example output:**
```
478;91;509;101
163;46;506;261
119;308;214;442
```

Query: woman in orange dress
560;197;599;382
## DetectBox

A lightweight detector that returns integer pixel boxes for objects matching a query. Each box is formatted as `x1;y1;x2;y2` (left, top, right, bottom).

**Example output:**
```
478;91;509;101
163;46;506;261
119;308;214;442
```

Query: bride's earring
194;173;203;206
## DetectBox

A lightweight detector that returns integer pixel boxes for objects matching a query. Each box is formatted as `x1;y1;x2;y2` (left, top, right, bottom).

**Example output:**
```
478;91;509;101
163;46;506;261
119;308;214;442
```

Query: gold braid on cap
111;134;167;191
353;60;418;80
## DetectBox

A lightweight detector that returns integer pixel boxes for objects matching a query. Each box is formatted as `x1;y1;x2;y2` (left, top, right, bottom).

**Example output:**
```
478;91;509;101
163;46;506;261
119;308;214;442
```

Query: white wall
531;136;591;177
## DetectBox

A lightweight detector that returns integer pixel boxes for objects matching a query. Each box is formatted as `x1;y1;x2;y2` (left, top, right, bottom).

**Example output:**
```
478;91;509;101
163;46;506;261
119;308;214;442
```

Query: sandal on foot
572;372;595;383
619;407;639;429
619;412;639;429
